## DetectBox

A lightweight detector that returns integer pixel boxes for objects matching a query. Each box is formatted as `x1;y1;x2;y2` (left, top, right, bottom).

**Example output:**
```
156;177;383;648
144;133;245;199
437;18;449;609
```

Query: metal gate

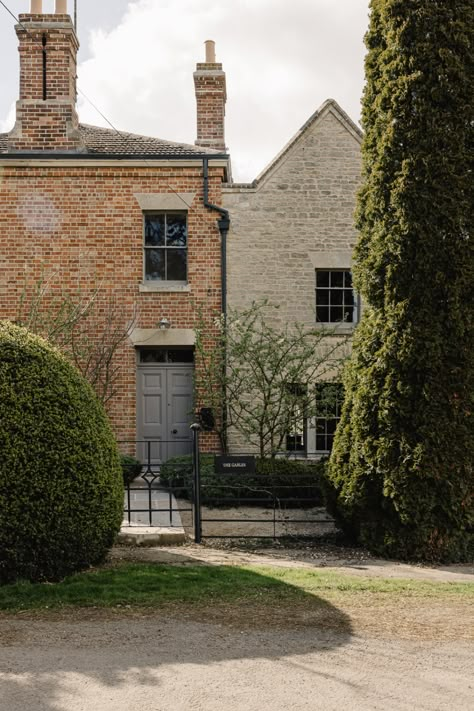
190;427;336;543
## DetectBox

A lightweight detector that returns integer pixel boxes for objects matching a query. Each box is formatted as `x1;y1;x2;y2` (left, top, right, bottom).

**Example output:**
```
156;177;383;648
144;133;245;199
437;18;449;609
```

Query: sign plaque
214;455;256;475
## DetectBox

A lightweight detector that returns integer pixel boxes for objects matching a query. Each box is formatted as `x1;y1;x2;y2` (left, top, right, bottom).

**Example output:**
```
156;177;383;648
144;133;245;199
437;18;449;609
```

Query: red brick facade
0;9;229;454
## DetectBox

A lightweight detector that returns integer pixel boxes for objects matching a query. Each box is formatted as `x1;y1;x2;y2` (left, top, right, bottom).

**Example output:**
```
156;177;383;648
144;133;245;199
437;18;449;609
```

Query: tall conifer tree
328;0;474;561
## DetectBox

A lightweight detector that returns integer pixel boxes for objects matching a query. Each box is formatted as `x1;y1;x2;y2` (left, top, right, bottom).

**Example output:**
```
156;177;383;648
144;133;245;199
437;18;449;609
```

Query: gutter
202;156;230;317
0;151;230;161
202;156;231;453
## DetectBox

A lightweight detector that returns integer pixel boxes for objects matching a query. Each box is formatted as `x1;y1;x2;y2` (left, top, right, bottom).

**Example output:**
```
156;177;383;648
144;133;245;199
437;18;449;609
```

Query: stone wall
222;101;362;453
224;102;362;327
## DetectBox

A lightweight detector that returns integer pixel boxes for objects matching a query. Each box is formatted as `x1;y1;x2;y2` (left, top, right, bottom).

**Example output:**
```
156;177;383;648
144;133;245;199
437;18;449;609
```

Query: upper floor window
315;269;356;324
144;212;187;282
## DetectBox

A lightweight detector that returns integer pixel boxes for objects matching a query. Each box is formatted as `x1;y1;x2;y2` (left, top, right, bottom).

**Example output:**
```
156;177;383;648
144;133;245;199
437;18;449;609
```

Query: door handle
172;429;178;435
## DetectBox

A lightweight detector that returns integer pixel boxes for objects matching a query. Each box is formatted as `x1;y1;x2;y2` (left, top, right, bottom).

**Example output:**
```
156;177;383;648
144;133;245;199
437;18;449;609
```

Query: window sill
277;452;328;461
314;323;356;335
139;282;191;294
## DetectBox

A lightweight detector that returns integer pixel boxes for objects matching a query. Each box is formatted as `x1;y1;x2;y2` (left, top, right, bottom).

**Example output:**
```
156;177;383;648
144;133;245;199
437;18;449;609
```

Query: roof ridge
240;99;362;187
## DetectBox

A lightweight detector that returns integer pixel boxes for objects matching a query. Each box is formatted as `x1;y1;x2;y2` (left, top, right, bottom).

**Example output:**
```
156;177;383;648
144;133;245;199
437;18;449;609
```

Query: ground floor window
285;383;308;453
315;383;344;452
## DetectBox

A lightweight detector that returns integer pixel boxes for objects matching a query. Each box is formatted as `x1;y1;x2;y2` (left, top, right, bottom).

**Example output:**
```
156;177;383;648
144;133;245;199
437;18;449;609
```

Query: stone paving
122;477;186;528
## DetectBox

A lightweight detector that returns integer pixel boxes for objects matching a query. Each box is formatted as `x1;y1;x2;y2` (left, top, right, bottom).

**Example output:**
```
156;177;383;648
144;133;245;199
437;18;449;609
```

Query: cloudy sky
0;0;369;181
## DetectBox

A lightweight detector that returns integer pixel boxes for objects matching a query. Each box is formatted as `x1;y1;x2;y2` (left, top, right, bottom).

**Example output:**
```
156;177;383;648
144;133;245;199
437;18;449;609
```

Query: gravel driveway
1;613;472;711
1;545;473;711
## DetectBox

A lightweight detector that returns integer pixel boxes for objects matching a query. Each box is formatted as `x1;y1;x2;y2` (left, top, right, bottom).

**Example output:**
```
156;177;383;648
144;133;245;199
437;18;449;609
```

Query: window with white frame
285;382;308;453
144;212;187;282
315;269;357;324
315;383;344;452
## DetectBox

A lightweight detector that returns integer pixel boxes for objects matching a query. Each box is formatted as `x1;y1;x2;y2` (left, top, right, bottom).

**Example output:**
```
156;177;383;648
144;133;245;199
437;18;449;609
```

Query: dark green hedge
121;454;142;485
0;321;124;583
160;454;326;505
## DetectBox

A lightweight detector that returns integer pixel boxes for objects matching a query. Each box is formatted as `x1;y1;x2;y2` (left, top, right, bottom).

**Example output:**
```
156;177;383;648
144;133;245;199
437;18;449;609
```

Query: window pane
316;270;329;288
139;349;166;363
316;420;326;435
316;306;329;322
286;434;305;451
344;288;355;306
316;289;329;306
331;289;344;306
343;305;354;323
145;215;165;246
329;306;344;322
331;271;344;288
167;249;187;281
316;435;327;451
167;214;187;247
145;249;165;280
317;384;340;415
344;271;353;288
167;349;194;363
286;382;307;397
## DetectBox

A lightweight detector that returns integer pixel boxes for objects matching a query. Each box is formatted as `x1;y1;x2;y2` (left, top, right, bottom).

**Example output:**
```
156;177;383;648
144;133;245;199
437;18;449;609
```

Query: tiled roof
0;123;225;157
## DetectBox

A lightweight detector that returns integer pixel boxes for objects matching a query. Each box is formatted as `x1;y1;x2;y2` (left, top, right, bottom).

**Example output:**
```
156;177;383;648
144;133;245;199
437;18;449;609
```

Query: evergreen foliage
328;0;474;561
0;322;124;583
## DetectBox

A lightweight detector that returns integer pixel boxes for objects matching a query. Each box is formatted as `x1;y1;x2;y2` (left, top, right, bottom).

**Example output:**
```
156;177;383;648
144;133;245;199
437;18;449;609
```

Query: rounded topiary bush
0;321;123;583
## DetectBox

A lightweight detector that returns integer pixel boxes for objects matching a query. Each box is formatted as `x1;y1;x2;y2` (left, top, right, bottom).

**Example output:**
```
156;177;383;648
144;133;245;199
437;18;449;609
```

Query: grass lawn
0;563;472;613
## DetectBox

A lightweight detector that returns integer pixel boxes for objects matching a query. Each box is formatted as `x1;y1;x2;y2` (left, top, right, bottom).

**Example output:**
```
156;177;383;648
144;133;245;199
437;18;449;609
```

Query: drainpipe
202;157;230;317
202;157;230;451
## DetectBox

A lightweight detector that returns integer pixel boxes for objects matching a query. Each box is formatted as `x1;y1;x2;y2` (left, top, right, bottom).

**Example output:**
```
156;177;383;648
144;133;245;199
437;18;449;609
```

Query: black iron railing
119;440;193;528
119;431;336;541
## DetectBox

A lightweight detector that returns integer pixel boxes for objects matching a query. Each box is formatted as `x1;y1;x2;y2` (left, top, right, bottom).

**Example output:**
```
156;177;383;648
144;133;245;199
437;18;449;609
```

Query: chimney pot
205;40;216;63
55;0;67;13
30;0;42;12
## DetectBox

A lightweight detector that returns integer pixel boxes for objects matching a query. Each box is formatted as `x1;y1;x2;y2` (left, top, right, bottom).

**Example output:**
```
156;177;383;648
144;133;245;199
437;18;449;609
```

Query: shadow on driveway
0;555;353;711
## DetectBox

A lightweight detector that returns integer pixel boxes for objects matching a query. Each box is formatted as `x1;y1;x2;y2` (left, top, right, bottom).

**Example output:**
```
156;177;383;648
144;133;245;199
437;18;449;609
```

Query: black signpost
191;423;202;543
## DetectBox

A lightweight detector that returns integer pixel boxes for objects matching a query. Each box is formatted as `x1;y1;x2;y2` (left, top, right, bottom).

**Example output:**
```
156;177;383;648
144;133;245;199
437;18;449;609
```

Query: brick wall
0;160;224;451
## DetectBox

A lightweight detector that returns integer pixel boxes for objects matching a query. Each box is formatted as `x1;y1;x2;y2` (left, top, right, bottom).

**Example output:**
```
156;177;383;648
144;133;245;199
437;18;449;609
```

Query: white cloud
77;0;368;180
1;0;368;181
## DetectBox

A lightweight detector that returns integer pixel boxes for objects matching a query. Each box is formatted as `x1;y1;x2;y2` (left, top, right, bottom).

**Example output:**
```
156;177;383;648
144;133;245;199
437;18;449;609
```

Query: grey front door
137;366;194;463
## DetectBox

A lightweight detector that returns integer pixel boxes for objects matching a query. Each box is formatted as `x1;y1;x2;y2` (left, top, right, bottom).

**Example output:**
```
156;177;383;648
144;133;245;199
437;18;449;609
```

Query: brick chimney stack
7;0;84;152
193;41;227;152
